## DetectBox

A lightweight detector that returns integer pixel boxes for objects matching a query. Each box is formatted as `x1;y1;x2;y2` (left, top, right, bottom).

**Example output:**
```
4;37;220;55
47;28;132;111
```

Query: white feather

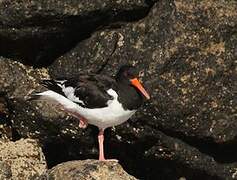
62;86;85;105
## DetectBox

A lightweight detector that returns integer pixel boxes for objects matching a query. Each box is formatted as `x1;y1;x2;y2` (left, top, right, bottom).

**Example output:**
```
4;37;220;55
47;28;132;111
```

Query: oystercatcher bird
32;65;150;161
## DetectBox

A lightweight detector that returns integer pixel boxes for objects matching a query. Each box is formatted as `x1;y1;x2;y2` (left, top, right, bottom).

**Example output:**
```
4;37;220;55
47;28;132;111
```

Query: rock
0;58;92;137
0;58;100;158
40;159;137;180
0;0;155;66
0;161;12;180
143;129;237;180
0;138;47;179
49;30;121;78
0;58;55;140
0;95;12;141
49;0;236;179
0;0;236;179
51;0;236;143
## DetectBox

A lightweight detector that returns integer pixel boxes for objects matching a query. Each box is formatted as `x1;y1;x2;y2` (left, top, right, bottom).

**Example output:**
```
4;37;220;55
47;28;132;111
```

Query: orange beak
130;78;150;100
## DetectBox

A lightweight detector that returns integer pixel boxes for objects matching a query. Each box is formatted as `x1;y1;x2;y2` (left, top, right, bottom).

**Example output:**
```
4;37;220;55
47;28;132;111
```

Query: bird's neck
116;82;143;110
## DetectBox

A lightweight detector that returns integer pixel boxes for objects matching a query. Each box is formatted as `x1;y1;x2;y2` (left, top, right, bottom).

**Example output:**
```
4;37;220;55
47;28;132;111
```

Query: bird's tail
27;79;66;102
26;92;42;101
40;80;65;96
40;80;59;90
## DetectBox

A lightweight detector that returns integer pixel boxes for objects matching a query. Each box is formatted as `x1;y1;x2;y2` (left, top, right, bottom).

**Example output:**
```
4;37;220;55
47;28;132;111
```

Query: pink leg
98;129;118;162
98;129;105;161
63;108;88;129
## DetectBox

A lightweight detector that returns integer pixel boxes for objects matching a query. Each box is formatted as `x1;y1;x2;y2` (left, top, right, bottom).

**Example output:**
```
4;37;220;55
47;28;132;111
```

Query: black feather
26;93;41;101
40;80;65;96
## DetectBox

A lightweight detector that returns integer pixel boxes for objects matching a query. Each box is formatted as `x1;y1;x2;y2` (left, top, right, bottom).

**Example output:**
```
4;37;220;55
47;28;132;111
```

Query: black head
115;65;138;82
115;65;150;100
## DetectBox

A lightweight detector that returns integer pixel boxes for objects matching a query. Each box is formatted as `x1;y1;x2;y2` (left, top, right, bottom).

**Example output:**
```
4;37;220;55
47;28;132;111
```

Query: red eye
123;71;128;77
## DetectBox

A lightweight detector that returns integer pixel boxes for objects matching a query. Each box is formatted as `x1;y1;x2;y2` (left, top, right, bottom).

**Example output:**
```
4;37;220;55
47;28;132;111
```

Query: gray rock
0;57;93;145
143;129;237;180
0;0;155;66
0;58;59;140
51;0;236;143
0;58;100;157
0;138;47;180
49;0;237;179
41;159;137;180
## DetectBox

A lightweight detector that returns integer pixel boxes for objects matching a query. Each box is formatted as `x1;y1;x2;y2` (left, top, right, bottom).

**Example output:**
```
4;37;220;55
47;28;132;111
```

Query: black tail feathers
26;92;41;101
40;79;64;96
26;79;65;101
40;80;57;89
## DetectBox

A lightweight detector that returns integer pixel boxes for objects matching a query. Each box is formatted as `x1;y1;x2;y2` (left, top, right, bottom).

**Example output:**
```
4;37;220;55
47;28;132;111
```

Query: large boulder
0;0;155;66
0;58;96;145
0;138;47;179
0;58;104;163
49;0;237;179
40;159;137;180
50;0;236;143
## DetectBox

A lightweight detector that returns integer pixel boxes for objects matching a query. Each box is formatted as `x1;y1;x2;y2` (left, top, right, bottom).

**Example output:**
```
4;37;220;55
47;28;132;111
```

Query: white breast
37;89;136;129
79;89;136;129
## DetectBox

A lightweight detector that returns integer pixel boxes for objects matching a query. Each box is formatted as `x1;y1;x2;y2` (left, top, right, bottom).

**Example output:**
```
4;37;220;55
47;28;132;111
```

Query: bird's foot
79;119;88;129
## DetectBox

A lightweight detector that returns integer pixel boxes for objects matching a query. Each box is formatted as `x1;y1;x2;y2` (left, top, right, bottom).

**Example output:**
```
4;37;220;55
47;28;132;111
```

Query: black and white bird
32;65;150;161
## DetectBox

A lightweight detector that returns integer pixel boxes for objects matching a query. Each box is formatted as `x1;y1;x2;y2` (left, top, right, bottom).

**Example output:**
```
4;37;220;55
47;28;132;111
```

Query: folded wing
41;74;115;109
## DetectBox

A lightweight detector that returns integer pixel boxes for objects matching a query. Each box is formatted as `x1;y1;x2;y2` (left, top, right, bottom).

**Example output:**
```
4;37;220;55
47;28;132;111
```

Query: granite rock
40;159;136;180
49;0;237;179
0;138;47;180
0;0;155;66
50;0;237;144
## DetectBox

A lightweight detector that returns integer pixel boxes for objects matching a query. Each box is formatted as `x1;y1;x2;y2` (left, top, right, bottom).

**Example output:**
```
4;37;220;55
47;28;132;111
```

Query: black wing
41;74;116;109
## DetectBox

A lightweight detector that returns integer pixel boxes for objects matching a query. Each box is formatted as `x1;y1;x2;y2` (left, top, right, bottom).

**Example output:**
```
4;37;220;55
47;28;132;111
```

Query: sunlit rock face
0;139;47;179
39;159;137;180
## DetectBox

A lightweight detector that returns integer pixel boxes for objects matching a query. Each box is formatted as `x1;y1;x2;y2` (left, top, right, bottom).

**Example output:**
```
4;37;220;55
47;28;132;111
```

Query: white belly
77;104;136;129
38;89;136;129
71;89;136;129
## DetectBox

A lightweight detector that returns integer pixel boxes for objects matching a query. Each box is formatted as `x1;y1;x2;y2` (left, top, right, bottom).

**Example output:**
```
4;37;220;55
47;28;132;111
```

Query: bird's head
116;65;150;100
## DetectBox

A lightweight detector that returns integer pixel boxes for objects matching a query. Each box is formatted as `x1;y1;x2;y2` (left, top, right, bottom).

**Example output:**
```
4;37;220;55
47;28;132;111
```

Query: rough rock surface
0;58;104;160
40;160;137;180
0;95;12;141
0;0;154;66
0;138;47;180
0;161;12;180
50;0;237;144
48;0;237;179
0;58;84;140
0;0;236;179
